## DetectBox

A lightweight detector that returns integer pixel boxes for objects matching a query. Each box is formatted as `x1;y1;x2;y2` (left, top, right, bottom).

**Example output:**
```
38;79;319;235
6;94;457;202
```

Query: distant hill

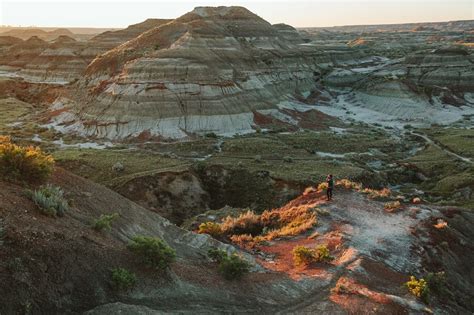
300;19;474;33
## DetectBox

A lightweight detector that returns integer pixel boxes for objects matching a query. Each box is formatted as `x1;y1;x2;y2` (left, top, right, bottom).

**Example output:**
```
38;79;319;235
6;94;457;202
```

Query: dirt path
410;131;473;164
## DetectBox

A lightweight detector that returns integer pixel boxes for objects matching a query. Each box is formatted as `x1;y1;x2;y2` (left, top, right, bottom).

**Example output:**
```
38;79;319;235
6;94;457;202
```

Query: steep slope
0;167;308;314
51;6;323;139
87;18;172;53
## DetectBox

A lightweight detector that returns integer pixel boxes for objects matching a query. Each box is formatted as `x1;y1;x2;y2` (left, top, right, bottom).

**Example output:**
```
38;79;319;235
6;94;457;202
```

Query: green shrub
128;236;176;270
93;213;119;231
111;268;137;291
293;244;332;266
208;248;250;280
405;276;429;302
0;136;54;182
425;271;446;293
198;222;222;238
208;248;228;262
30;185;69;217
315;244;332;262
293;245;315;266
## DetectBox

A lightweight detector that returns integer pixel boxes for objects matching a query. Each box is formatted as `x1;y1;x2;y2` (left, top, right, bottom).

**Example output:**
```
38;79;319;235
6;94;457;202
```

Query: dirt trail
411;131;473;164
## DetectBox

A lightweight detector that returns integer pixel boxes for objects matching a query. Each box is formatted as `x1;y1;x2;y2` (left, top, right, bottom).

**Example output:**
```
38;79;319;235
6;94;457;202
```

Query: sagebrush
30;184;69;216
93;213;119;231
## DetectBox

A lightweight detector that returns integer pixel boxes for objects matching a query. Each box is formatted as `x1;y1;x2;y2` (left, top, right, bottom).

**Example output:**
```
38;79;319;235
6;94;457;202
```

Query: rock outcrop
51;6;326;139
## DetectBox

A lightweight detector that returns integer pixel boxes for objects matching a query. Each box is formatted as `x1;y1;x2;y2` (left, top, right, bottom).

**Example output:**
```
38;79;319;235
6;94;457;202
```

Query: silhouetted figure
326;174;334;201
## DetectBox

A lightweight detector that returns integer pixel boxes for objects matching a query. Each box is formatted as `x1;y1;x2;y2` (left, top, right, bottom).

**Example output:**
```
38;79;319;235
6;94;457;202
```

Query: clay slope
87;18;172;54
52;6;322;139
0;35;91;84
0;168;307;313
0;20;168;84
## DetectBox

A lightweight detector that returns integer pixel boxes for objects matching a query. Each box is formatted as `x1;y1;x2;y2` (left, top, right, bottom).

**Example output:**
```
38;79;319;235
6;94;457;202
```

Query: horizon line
1;17;473;31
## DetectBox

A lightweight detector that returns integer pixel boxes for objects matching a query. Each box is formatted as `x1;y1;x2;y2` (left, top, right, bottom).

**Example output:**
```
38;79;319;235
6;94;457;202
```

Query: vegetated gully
112;131;422;227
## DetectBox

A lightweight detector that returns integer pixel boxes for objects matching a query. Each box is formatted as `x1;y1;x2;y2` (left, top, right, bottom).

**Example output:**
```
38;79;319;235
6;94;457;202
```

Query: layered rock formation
88;18;172;51
0;28;75;40
0;20;168;84
405;47;474;92
51;6;326;139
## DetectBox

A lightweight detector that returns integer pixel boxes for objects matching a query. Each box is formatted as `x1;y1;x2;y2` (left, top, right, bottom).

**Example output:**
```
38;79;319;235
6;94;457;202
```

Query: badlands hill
0;19;168;84
45;7;474;140
89;18;172;49
52;6;318;139
0;28;75;41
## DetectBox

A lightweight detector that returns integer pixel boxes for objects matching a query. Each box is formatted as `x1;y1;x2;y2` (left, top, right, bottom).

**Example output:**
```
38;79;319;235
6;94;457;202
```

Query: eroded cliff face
0;20;170;85
50;7;326;139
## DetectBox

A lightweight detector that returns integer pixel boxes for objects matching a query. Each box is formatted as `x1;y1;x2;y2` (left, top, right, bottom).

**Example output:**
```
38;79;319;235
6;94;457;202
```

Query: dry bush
198;222;223;238
434;219;448;229
293;245;315;266
263;206;317;240
0;136;54;183
293;244;332;266
229;234;260;249
362;187;391;199
317;182;328;191
336;179;362;190
384;200;402;212
221;210;263;236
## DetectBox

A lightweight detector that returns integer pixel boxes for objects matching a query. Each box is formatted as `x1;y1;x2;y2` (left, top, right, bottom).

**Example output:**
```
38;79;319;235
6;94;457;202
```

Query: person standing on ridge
326;174;334;201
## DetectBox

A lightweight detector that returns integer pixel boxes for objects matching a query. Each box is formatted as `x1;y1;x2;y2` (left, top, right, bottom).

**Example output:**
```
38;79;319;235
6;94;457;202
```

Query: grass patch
53;148;187;185
423;127;474;159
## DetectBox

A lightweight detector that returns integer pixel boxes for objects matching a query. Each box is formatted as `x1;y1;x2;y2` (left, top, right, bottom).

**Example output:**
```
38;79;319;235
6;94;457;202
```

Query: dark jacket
327;177;334;189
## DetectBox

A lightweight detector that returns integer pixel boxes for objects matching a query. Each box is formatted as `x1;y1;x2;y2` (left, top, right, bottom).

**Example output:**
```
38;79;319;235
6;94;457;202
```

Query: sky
0;0;472;28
